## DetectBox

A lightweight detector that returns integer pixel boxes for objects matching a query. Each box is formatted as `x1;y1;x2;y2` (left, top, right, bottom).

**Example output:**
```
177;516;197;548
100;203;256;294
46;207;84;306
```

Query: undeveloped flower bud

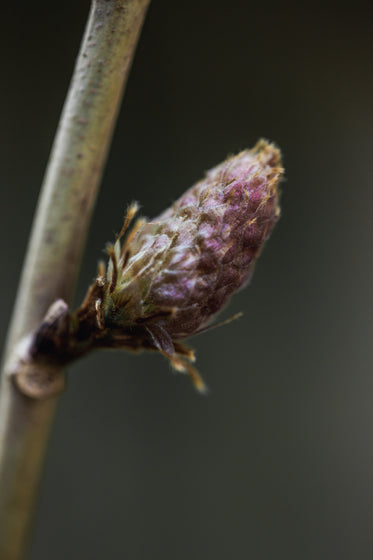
74;139;283;392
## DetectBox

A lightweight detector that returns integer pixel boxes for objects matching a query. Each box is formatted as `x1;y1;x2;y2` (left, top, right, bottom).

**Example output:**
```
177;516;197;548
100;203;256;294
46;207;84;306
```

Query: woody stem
0;1;150;558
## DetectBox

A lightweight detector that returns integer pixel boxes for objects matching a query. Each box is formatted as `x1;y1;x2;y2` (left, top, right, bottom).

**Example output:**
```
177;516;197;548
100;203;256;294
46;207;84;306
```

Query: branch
0;1;150;558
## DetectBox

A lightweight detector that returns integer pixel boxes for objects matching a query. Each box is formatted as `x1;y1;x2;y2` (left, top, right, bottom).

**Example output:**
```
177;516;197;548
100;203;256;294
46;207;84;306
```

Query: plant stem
0;1;150;558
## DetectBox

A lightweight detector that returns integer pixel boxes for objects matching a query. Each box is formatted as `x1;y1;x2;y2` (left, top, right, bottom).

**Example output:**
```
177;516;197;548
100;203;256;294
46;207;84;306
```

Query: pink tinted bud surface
107;139;283;343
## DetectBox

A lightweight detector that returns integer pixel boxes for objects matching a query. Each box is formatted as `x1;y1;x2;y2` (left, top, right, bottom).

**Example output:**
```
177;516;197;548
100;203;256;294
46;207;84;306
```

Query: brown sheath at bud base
71;139;283;392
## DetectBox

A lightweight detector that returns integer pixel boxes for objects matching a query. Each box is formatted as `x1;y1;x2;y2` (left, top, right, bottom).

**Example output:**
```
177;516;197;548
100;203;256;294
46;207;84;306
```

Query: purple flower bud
79;140;283;392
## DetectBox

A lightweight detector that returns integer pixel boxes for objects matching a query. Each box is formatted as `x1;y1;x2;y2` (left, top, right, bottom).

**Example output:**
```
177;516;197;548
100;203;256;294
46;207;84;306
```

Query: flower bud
78;139;283;392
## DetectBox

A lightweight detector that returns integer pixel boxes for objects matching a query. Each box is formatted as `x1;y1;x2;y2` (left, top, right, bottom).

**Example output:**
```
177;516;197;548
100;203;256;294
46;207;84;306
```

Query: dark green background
1;2;373;558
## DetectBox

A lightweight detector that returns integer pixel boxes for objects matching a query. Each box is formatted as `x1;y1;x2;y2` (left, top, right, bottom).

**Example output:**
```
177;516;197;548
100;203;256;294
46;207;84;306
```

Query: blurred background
1;1;373;558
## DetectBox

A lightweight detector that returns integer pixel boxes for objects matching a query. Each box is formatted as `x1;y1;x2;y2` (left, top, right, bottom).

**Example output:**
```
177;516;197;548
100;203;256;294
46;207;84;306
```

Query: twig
0;1;150;558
